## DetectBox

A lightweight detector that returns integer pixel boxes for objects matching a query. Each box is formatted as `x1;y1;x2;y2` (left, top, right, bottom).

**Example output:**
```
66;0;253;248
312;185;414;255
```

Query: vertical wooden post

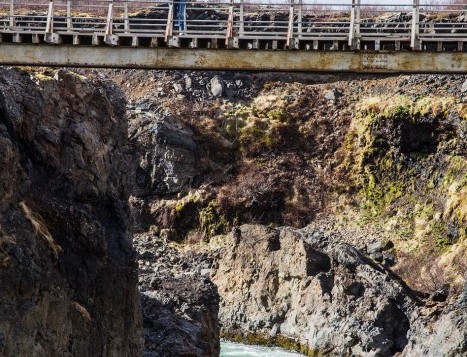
105;1;114;37
45;0;61;43
349;0;360;49
105;0;119;45
226;0;234;46
355;0;361;40
349;0;355;46
297;0;302;36
124;2;129;33
183;0;187;33
411;0;420;50
239;0;244;36
165;0;174;41
67;0;72;31
286;0;294;48
9;0;15;28
45;0;54;34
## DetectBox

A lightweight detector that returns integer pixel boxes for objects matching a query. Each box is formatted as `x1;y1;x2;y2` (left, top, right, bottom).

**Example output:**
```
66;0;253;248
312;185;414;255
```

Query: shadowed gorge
0;65;465;357
116;69;465;356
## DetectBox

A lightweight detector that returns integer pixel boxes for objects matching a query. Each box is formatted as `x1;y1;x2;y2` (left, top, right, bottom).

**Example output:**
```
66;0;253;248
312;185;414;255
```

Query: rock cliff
211;224;466;357
108;70;466;299
136;232;220;357
127;101;221;356
0;68;142;356
61;68;465;356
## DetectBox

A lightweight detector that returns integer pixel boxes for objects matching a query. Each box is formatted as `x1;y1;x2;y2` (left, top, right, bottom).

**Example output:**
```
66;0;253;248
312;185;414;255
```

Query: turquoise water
220;341;303;357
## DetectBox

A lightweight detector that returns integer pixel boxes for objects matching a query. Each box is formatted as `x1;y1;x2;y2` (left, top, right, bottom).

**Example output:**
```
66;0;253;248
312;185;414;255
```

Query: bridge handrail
0;0;465;50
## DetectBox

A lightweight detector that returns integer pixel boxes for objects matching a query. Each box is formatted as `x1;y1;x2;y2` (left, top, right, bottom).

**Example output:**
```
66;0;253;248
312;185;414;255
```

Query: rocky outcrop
128;105;199;233
401;281;467;357
140;276;219;357
212;224;466;357
77;68;466;356
136;233;220;357
0;68;142;356
129;106;198;198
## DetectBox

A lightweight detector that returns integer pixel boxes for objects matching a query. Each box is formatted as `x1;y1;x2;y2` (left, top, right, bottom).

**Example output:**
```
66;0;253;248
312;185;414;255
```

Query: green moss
237;119;290;155
68;71;88;81
345;95;464;220
413;96;455;118
220;330;330;357
266;109;289;122
442;155;467;240
442;155;467;187
433;222;450;250
221;117;242;138
239;122;274;147
175;201;184;213
357;94;413;122
341;95;467;250
458;103;467;120
263;82;273;91
34;72;55;82
357;95;458;124
15;66;37;74
360;173;404;216
198;201;228;238
175;193;199;213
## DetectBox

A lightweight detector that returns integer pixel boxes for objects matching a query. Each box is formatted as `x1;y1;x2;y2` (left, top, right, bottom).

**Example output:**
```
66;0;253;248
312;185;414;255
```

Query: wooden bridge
0;1;466;72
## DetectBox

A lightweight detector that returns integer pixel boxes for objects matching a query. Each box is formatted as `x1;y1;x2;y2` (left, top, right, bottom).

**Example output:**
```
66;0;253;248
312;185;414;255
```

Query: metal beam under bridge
1;44;466;73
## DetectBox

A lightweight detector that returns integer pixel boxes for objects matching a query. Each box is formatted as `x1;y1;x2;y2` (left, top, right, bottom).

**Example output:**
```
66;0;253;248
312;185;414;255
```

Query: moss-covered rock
221;330;326;357
339;94;466;291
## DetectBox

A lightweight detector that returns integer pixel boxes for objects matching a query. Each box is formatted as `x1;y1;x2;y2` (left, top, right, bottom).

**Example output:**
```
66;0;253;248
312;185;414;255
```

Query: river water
220;341;303;357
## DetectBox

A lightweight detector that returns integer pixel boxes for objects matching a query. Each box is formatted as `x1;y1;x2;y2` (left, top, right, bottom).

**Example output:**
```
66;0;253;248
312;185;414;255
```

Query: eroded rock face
136;233;220;357
128;105;199;233
401;283;467;357
0;69;142;356
212;225;466;357
141;276;220;357
129;106;198;198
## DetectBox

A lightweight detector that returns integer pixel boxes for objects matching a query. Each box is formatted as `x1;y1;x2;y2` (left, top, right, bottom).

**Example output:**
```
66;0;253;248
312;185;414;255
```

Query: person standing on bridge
174;0;187;34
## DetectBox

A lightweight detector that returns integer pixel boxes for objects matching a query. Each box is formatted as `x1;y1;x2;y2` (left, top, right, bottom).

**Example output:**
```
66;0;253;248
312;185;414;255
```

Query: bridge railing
0;0;49;32
113;1;169;36
419;3;467;41
0;1;465;50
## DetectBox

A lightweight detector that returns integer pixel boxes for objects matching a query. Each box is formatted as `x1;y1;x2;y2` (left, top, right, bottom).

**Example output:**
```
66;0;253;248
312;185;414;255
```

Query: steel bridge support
0;44;465;73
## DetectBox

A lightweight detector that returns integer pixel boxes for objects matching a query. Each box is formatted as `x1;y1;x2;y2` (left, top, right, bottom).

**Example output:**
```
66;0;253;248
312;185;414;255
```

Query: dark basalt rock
136;232;220;357
140;276;220;357
0;68;143;356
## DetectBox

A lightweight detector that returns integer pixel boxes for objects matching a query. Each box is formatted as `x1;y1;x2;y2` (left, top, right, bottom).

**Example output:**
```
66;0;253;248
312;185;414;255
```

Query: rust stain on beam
0;44;466;73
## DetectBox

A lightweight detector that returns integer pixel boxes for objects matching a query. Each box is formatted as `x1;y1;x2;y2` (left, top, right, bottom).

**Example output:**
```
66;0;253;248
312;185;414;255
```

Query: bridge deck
0;1;466;72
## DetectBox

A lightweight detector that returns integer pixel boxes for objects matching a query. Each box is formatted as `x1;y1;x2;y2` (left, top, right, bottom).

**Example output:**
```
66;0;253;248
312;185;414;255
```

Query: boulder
461;79;467;93
210;77;224;97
